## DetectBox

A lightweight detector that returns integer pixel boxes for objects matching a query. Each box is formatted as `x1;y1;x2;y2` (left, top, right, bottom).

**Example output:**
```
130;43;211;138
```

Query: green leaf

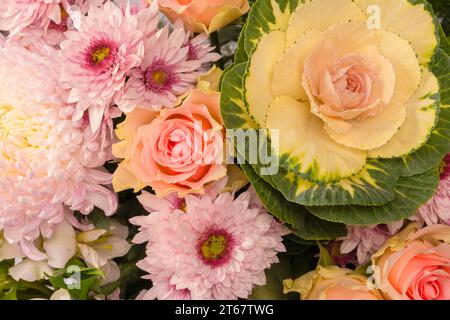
268;159;400;206
89;208;111;230
0;260;12;275
290;247;318;280
72;276;99;300
117;244;149;299
241;162;346;240
355;262;371;277
221;62;258;130
100;281;120;296
307;168;439;225
400;49;450;177
286;234;314;246
249;254;296;300
283;237;311;255
317;242;334;267
48;264;103;300
429;0;450;35
438;25;450;56
2;286;17;300
234;23;249;64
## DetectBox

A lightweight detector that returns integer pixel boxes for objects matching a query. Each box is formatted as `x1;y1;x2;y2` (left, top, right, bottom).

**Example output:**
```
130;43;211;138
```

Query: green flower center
200;234;227;260
197;229;233;267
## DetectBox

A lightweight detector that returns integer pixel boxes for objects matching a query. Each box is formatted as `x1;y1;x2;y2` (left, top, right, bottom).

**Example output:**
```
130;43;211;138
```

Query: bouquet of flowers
0;0;449;301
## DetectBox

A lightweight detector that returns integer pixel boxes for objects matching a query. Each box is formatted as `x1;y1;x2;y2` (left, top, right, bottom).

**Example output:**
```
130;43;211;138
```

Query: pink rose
372;223;450;300
113;87;227;197
158;0;250;34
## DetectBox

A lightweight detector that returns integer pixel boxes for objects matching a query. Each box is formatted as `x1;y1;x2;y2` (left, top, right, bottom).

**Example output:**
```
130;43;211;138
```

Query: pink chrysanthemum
416;154;450;225
0;44;117;260
3;27;54;54
1;1;105;48
0;0;69;35
131;188;289;300
115;0;149;14
339;222;403;265
183;30;221;73
46;0;107;46
116;23;219;112
60;1;159;131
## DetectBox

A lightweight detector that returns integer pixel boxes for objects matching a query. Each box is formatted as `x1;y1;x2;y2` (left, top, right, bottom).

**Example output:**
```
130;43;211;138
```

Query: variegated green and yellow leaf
241;162;346;240
399;49;450;176
221;63;259;130
268;158;400;207
234;22;249;64
306;168;439;225
439;26;450;56
243;0;299;56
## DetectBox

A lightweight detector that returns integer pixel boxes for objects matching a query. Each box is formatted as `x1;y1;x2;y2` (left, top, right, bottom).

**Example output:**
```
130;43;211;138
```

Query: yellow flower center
92;47;110;65
150;70;168;86
200;234;228;261
60;6;69;20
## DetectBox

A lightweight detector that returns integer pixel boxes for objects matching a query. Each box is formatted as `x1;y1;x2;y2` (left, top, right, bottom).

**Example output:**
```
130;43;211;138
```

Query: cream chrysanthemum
0;44;117;259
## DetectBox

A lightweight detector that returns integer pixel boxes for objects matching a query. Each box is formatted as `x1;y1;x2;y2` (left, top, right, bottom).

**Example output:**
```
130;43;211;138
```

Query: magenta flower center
197;228;234;267
144;61;176;92
84;39;117;70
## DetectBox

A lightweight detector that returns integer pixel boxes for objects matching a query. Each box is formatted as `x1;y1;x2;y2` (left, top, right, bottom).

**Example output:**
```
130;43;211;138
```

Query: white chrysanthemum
0;44;117;259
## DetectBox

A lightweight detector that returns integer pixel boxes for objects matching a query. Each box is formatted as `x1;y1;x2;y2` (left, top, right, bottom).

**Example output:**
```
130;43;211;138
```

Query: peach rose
112;86;227;197
283;265;383;300
372;223;450;300
158;0;250;34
